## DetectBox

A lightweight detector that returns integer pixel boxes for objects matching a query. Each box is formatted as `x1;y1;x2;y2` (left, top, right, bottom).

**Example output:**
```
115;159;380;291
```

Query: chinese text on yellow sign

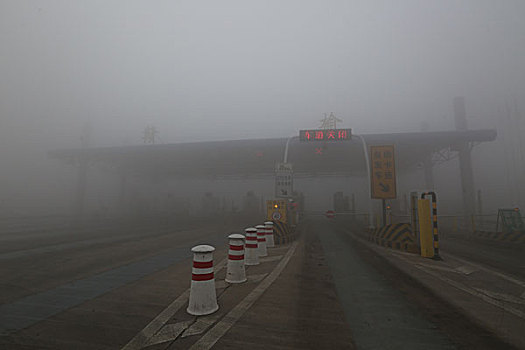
370;145;397;199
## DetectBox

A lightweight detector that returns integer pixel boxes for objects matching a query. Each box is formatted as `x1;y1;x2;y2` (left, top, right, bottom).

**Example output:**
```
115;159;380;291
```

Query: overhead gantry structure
50;128;496;219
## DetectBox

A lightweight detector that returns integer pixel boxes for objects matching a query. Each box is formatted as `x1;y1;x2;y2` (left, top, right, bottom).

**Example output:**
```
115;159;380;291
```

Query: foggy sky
1;1;525;212
2;0;524;148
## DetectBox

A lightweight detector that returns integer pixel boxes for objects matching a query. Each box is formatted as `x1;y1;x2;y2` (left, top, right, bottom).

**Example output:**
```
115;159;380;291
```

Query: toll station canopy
50;129;496;180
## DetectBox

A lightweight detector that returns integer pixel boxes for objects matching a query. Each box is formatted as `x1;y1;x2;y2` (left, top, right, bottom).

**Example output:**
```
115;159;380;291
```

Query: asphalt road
440;234;525;280
0;217;249;335
0;216;520;349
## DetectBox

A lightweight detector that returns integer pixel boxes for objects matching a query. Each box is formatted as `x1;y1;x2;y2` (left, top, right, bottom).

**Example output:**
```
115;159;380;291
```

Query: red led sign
299;129;352;142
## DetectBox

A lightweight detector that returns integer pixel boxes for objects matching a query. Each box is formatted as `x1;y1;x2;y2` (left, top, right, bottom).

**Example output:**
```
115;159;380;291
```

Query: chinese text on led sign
299;129;352;142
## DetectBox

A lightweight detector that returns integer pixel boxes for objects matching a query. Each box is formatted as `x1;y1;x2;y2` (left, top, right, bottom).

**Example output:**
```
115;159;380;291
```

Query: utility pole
454;97;476;228
73;122;91;224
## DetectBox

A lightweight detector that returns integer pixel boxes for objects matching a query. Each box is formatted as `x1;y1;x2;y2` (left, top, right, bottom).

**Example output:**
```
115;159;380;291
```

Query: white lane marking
258;255;283;263
415;263;460;274
410;262;525;320
472;288;525;306
415;263;477;276
149;272;271;344
0;227;213;260
181;313;222;338
441;252;525;289
135;267;276;345
373;236;522;286
353;233;525;320
120;258;227;350
455;265;477;275
145;320;193;347
189;241;299;350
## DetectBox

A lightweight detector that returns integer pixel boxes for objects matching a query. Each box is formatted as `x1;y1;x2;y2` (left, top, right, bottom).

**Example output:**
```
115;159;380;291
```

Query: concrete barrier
273;221;297;245
368;223;419;253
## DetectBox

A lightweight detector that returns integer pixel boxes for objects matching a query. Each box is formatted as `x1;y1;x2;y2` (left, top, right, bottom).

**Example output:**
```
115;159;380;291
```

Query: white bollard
187;245;219;316
244;227;259;265
264;221;275;248
256;224;268;257
225;233;247;283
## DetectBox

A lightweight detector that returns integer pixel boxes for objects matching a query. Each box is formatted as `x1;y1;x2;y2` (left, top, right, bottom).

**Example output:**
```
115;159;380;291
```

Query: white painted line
472;288;525;306
181;313;222;338
442;252;525;289
351;232;525;320
120;258;227;350
0;227;196;260
411;263;525;320
415;263;460;274
145;320;193;347
455;265;477;275
189;241;299;350
258;255;283;263
121;289;191;350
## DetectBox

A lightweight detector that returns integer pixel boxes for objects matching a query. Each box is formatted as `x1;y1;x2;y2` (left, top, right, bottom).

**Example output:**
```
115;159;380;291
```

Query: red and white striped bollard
256;224;267;257
244;227;259;265
187;245;219;315
264;221;275;248
225;233;246;283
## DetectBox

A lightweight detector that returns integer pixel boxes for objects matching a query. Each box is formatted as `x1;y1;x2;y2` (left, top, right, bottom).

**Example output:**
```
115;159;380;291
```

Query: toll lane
337;219;523;349
0;219;246;308
440;235;525;280
315;220;455;350
0;233;225;336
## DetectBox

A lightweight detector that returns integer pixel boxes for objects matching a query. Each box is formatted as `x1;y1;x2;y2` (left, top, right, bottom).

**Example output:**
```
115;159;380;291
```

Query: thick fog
1;1;524;217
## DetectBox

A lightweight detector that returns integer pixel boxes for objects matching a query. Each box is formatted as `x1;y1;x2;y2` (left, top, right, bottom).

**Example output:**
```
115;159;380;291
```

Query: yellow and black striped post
421;191;441;260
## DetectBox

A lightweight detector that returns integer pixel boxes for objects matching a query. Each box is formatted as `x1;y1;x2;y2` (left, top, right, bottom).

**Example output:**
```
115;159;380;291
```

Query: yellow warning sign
370;145;397;199
266;200;287;224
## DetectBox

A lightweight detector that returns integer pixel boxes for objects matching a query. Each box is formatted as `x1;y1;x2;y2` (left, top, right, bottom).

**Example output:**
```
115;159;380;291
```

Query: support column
117;167;128;216
73;154;88;223
454;97;476;227
73;123;91;224
420;122;434;190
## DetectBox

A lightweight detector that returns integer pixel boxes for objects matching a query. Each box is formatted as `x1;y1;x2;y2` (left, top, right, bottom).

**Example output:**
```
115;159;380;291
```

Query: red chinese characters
300;129;351;142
